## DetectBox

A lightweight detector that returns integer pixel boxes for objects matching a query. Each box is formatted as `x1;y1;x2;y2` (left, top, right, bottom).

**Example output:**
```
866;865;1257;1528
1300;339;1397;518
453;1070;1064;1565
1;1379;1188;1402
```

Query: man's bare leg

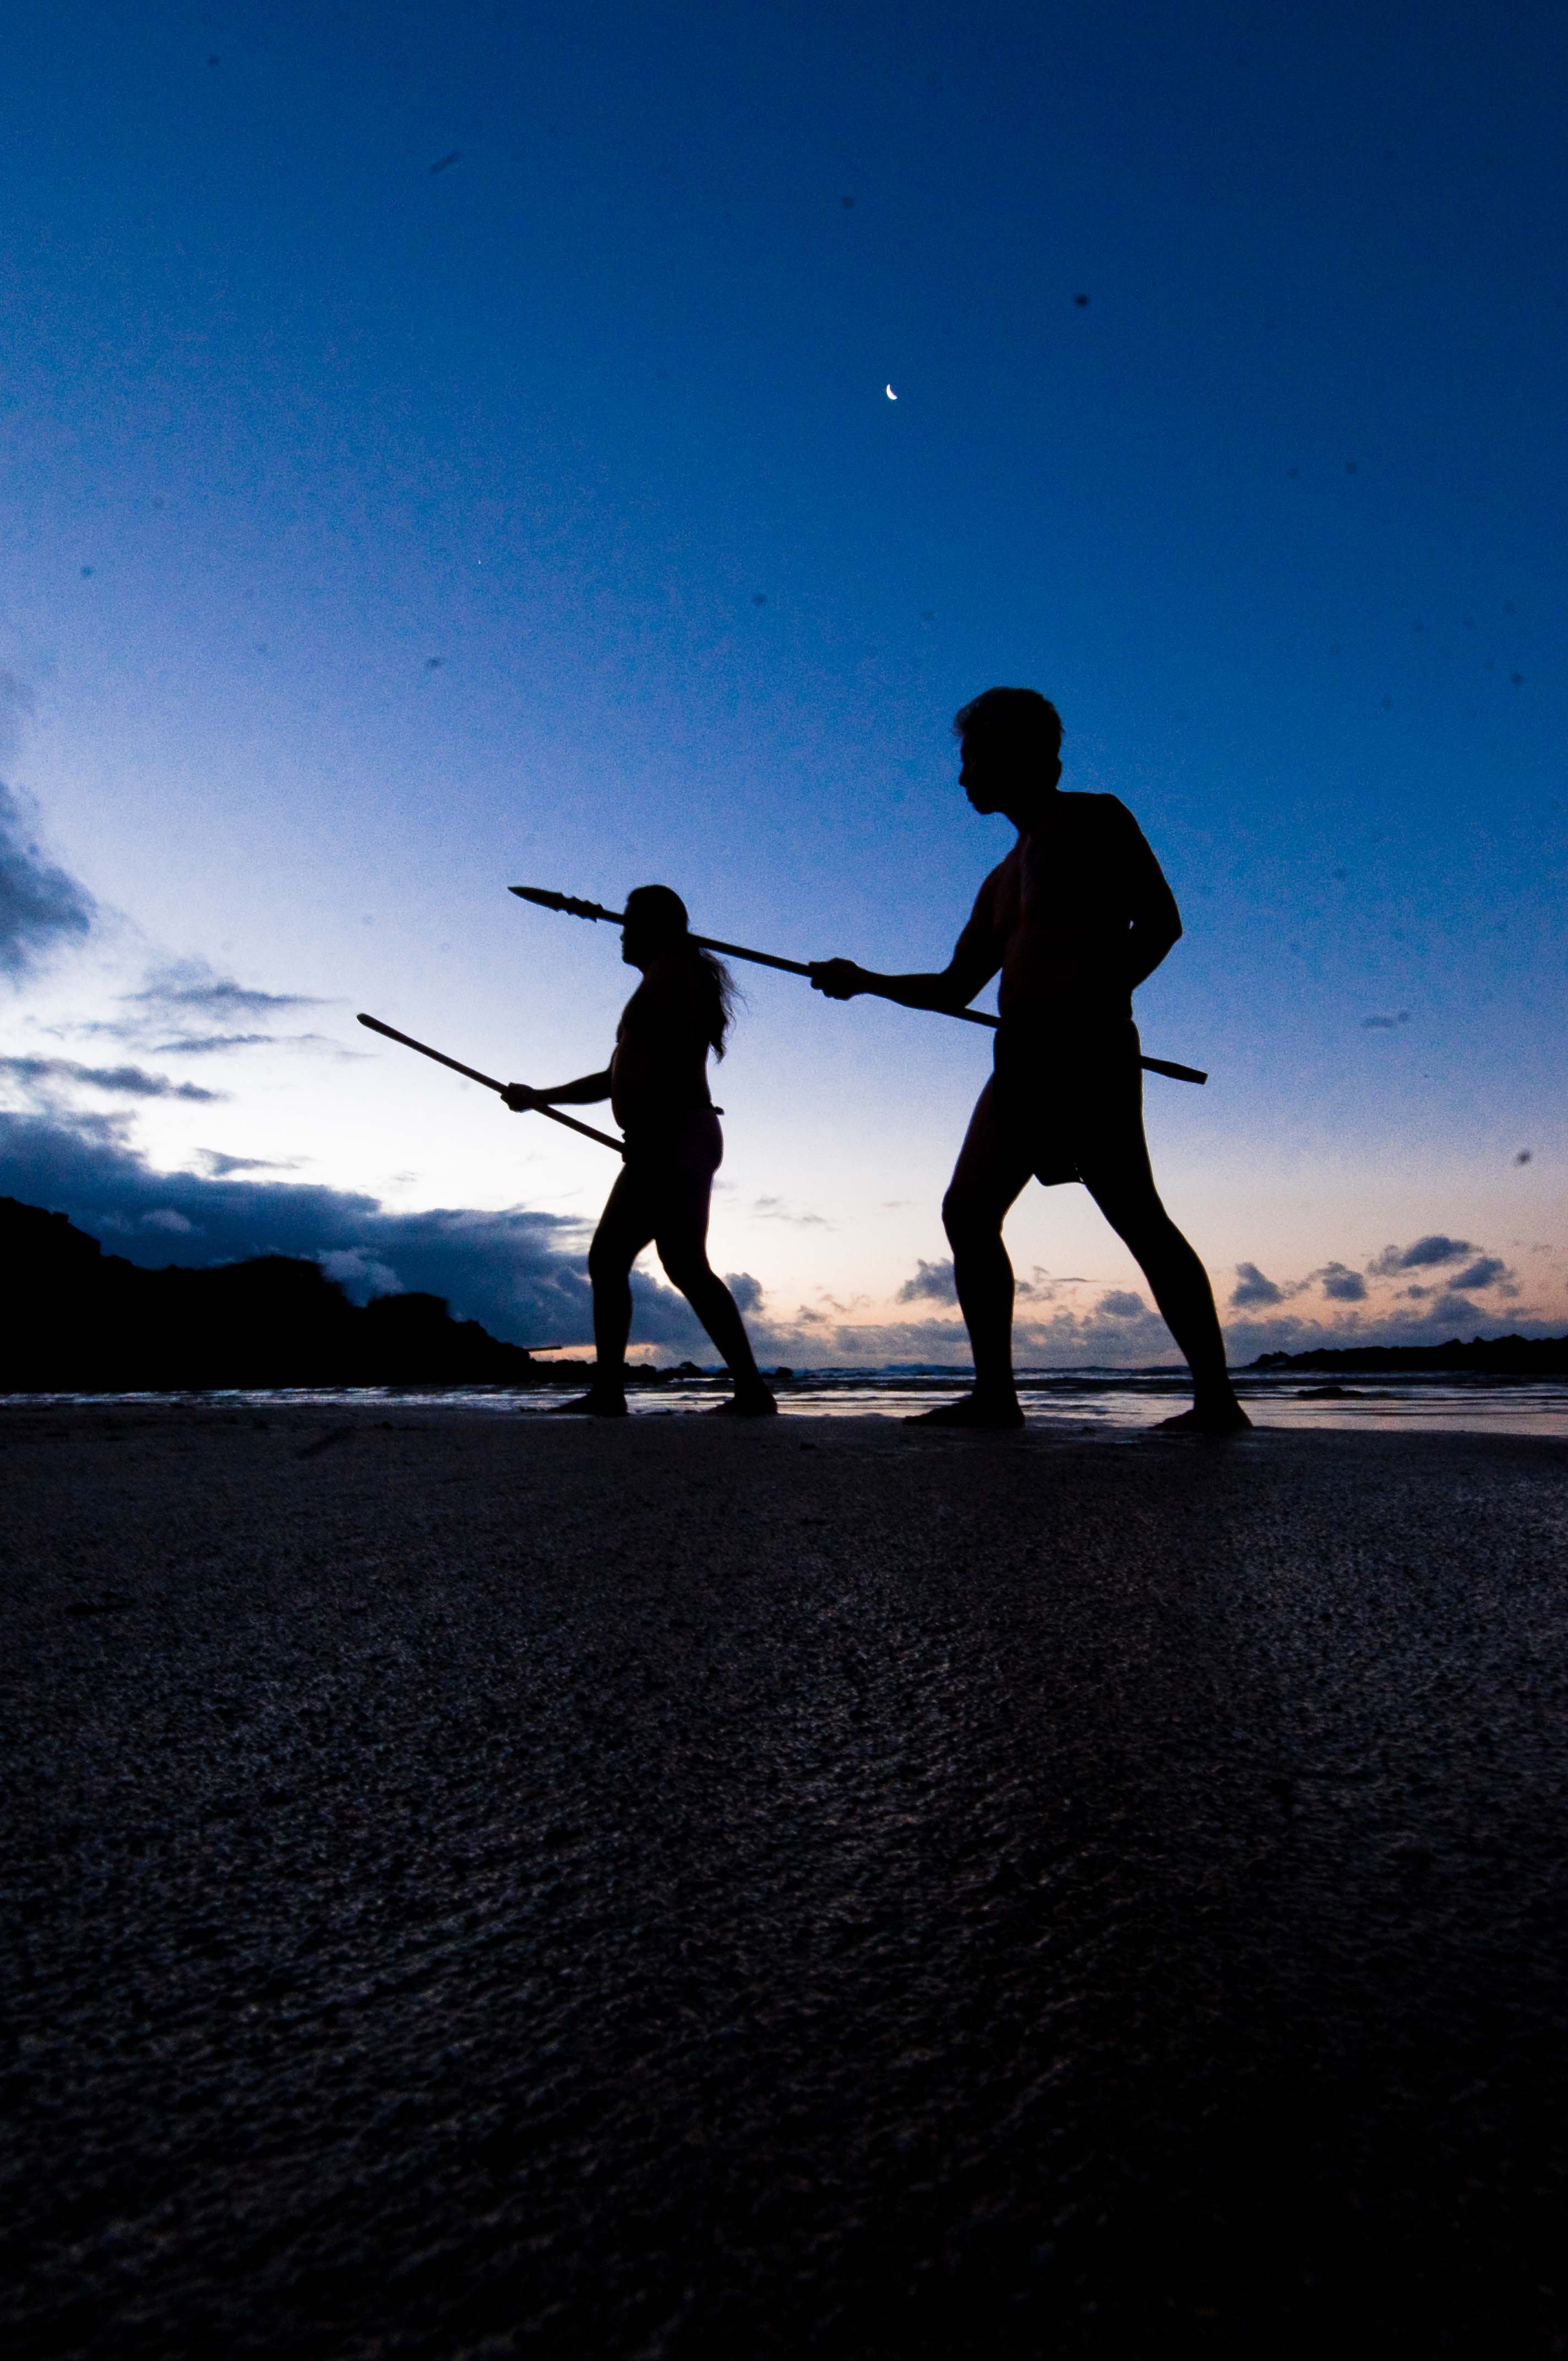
907;1082;1033;1428
1079;1155;1250;1434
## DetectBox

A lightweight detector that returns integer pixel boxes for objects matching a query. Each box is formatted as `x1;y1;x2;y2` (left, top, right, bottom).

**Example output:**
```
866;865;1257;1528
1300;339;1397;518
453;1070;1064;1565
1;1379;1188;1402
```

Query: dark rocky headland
0;1195;616;1392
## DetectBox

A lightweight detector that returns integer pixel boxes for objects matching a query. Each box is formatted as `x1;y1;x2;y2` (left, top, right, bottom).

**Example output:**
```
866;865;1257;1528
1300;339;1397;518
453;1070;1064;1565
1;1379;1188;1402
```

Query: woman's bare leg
554;1169;656;1412
567;1152;775;1417
655;1173;775;1411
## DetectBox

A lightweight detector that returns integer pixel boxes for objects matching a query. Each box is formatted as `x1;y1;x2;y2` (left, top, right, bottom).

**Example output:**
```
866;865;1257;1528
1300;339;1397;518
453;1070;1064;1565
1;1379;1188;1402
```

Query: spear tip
509;886;621;922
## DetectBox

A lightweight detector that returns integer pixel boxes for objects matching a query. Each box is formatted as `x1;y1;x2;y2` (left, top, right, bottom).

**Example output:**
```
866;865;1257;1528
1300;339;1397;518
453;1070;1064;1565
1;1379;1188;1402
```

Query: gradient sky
2;0;1564;1364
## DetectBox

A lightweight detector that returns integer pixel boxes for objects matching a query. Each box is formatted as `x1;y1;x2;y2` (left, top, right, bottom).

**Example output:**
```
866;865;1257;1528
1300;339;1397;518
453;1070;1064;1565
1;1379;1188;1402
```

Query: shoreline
6;1372;1567;1443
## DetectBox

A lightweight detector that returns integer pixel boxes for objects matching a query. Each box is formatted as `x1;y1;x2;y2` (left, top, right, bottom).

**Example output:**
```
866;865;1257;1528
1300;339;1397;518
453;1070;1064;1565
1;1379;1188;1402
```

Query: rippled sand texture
5;1407;1565;2355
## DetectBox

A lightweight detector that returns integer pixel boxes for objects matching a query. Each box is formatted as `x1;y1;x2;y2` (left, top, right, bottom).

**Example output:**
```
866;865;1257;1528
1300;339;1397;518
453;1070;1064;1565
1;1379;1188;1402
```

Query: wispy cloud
0;1054;223;1105
195;1149;305;1177
0;676;96;983
153;1032;283;1056
58;958;358;1065
126;961;328;1021
751;1194;832;1228
1014;1266;1088;1301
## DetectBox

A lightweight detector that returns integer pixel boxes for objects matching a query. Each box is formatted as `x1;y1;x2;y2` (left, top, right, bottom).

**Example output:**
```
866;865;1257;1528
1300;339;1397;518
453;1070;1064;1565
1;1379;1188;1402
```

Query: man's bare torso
959;791;1179;1028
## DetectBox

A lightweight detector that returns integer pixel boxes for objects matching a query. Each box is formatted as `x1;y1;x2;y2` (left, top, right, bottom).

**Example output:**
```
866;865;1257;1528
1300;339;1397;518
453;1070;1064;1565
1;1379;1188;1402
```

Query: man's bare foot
548;1387;629;1418
1156;1400;1253;1434
905;1391;1025;1430
706;1386;778;1418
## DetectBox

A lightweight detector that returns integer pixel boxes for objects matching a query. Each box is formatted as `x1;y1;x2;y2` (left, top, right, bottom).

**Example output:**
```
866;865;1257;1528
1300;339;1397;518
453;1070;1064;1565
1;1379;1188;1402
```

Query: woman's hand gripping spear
355;1015;625;1153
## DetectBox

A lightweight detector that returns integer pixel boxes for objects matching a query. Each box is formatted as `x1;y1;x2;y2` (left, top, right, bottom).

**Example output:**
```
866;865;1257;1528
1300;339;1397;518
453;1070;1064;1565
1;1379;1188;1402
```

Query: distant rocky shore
1248;1335;1568;1377
1;1195;687;1392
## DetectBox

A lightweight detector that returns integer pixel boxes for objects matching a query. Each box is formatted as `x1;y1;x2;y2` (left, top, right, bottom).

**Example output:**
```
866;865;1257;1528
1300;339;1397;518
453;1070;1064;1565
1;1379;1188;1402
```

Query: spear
356;1014;625;1154
509;885;1208;1085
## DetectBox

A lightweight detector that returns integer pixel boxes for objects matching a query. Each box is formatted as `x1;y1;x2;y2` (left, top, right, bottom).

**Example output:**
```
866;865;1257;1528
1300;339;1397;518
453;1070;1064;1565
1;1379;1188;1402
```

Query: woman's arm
502;1068;613;1112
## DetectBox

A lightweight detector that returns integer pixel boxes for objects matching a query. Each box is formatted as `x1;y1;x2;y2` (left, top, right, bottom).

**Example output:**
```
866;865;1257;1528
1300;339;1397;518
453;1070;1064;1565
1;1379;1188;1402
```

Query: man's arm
503;1068;613;1113
810;886;1000;1014
1118;807;1183;991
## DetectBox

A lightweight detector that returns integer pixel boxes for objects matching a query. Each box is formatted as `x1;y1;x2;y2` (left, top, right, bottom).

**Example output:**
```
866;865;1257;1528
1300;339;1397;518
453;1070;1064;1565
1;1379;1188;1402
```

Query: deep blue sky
2;0;1564;1358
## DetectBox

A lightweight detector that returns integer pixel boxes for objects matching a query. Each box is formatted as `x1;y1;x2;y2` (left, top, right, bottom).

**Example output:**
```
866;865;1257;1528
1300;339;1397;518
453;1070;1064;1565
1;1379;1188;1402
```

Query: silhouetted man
811;689;1249;1432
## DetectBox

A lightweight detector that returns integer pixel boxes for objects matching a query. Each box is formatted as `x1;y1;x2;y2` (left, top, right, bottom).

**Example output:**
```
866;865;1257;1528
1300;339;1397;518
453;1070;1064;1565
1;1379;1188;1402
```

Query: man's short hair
952;687;1064;763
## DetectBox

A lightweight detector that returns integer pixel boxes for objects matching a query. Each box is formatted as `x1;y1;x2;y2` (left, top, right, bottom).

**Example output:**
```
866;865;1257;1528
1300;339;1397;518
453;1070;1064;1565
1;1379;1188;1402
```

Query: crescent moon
885;384;897;400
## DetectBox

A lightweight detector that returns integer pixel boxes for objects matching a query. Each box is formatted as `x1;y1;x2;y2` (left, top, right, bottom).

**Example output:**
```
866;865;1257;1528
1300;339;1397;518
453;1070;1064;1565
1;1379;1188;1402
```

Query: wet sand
4;1405;1565;2355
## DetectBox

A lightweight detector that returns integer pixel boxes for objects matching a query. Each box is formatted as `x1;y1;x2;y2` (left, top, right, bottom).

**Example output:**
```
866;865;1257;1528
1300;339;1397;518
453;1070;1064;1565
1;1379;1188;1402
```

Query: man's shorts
990;1019;1148;1188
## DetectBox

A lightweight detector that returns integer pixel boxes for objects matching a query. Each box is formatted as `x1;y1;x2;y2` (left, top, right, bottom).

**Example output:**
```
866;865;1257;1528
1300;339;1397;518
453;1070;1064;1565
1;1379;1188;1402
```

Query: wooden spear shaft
356;1014;625;1154
509;885;1208;1086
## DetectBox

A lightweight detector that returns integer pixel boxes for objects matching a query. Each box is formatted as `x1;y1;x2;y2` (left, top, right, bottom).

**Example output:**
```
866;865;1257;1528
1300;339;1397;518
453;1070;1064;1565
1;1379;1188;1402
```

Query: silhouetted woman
504;885;776;1417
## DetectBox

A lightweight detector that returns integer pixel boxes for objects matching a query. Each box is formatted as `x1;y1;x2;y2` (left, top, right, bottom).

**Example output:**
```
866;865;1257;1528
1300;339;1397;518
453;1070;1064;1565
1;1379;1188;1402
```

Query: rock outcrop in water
1;1196;590;1390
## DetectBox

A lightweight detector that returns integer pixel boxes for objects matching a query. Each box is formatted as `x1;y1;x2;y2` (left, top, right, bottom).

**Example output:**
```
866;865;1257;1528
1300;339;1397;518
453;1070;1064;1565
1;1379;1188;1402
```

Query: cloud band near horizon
2;1109;1559;1370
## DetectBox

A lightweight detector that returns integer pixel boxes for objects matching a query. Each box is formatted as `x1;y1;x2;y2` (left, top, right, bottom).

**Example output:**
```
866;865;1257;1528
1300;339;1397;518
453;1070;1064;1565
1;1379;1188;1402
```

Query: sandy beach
4;1405;1565;2354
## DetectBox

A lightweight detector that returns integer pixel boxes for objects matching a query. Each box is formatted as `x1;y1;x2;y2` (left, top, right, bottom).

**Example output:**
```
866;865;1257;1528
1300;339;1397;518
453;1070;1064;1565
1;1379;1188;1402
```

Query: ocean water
17;1367;1568;1437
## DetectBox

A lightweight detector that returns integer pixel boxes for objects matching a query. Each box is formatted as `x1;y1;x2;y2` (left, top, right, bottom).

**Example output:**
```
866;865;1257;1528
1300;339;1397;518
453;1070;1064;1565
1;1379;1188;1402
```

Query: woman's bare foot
1156;1399;1252;1434
548;1386;629;1417
905;1390;1025;1430
706;1385;778;1417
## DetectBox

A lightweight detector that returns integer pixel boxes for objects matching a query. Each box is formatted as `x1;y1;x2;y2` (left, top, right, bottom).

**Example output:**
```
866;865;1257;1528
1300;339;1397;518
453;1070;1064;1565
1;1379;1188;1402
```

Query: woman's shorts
619;1105;723;1186
990;1020;1147;1187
